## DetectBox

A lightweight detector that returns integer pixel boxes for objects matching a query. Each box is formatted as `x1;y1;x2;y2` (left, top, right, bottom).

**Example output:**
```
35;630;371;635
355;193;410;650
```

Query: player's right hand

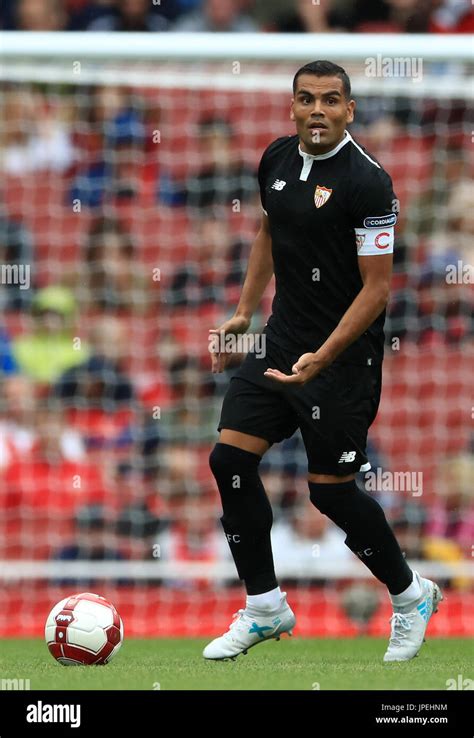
209;315;251;373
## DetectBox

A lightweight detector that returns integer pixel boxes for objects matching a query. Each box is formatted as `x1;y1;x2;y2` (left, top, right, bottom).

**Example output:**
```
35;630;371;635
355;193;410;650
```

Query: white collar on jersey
298;129;352;160
298;130;352;181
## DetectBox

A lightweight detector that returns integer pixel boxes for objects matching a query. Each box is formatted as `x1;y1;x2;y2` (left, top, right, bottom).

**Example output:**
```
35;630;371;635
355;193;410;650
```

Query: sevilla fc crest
314;185;332;208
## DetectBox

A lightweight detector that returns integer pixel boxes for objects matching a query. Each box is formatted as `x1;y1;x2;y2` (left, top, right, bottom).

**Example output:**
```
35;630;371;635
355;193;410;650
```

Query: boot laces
388;612;417;646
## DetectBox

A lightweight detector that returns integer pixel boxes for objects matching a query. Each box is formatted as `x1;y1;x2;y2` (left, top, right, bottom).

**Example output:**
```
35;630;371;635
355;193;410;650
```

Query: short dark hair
293;60;351;99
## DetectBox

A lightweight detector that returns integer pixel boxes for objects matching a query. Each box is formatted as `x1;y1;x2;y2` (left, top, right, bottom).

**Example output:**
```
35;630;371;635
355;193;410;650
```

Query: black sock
209;443;278;595
309;480;413;595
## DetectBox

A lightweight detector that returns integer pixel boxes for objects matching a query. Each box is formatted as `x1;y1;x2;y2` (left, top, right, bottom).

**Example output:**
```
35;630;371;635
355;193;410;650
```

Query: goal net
0;32;473;638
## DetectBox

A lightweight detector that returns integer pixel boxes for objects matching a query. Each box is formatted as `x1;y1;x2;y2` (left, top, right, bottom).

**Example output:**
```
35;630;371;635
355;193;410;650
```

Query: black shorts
217;337;382;476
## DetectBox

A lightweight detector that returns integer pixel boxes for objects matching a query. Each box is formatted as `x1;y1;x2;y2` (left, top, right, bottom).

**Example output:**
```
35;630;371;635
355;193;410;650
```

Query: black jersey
258;130;398;365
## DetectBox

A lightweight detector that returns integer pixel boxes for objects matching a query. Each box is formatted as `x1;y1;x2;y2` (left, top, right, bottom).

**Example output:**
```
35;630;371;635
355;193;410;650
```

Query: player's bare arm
209;212;273;374
264;252;392;385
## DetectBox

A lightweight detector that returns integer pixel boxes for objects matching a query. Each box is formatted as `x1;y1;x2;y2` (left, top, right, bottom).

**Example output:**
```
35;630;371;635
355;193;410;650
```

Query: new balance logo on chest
271;179;287;191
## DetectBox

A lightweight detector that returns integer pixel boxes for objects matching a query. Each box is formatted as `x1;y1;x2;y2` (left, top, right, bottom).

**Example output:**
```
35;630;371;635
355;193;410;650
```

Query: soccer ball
45;592;124;665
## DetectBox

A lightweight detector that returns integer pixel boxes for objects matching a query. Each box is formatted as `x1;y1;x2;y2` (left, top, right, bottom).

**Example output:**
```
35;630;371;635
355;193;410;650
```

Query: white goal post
1;32;473;97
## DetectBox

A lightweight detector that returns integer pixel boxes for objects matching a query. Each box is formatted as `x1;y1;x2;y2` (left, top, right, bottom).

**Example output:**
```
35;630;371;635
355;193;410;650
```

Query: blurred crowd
1;0;474;34
0;45;473;592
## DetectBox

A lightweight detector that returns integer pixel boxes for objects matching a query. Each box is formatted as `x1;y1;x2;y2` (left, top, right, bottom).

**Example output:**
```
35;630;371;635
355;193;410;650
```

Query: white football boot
384;571;443;662
203;592;296;660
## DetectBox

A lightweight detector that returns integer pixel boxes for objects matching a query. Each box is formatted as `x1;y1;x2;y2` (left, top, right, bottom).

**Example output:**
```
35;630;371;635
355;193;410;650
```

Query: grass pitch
0;637;470;690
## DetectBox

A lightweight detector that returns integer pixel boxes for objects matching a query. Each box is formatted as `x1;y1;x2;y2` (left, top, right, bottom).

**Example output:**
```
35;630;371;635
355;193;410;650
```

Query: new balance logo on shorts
271;179;287;190
339;451;356;463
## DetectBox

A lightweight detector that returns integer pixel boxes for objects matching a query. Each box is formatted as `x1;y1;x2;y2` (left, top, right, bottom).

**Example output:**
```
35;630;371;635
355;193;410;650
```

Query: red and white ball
45;592;124;665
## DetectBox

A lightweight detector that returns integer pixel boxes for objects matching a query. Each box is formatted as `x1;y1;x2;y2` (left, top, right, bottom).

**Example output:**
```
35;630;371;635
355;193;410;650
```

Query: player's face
291;75;355;155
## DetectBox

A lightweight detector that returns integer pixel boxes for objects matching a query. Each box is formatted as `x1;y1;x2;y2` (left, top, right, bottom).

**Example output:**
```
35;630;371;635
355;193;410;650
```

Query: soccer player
205;61;442;662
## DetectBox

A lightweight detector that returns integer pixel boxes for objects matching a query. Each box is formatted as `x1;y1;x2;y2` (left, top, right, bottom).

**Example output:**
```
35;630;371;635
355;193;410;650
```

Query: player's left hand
264;352;326;386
